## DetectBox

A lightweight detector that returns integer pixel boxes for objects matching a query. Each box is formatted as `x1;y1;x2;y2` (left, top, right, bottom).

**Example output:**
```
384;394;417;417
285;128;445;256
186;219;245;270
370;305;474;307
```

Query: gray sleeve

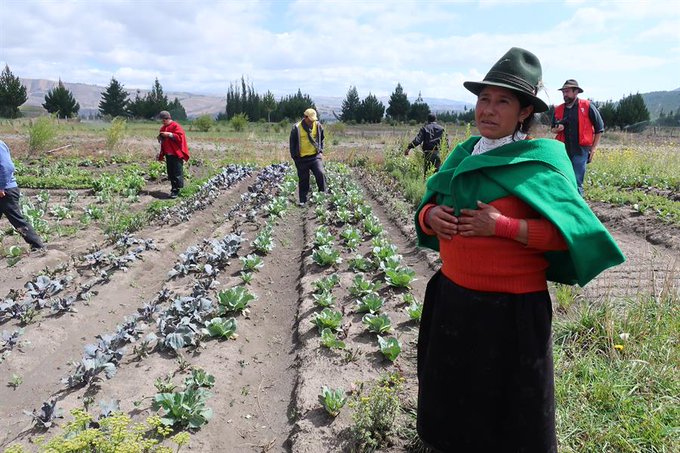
589;104;605;133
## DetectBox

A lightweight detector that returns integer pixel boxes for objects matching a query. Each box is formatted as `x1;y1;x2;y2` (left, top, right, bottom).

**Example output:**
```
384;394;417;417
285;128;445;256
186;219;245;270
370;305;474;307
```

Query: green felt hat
464;47;548;113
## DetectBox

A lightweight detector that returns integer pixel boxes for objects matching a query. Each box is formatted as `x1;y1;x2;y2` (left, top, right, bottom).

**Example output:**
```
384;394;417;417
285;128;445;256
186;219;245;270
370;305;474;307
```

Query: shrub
193;114;214;132
230;113;249;132
27;116;57;152
105;116;127;149
351;375;402;450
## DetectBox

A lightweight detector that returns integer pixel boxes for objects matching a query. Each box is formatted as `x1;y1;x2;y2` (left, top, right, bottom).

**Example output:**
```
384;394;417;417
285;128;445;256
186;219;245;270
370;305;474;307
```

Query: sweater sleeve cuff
418;203;437;236
494;215;520;239
526;219;568;251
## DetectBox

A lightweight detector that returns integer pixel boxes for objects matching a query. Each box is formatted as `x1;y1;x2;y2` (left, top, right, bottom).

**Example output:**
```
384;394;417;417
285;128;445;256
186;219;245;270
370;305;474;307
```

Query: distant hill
20;78;227;119
641;88;680;118
19;78;473;121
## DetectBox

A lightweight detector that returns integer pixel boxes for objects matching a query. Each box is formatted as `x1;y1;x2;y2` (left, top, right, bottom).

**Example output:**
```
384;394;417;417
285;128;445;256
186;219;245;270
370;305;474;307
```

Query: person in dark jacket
289;108;326;205
405;113;445;177
0;139;45;252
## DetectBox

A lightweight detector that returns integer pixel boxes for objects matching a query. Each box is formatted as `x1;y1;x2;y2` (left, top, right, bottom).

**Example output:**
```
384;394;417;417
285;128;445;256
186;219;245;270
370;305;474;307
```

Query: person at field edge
0;140;45;252
289;108;326;205
404;113;445;177
550;79;604;196
414;47;625;452
157;110;190;199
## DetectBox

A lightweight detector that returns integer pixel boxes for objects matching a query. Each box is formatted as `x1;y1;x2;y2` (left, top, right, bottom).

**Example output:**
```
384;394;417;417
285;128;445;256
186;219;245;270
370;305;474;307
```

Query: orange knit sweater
419;195;568;294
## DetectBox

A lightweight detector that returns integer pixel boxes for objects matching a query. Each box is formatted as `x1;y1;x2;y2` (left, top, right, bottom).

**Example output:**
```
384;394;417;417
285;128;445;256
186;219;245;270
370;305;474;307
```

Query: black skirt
417;271;557;453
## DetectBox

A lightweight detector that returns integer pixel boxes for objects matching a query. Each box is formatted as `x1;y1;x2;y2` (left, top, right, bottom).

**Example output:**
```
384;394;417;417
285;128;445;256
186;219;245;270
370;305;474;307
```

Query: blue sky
1;0;678;105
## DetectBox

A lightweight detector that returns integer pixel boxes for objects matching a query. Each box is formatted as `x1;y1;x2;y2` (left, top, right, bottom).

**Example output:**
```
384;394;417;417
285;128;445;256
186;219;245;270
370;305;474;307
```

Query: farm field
0;119;678;452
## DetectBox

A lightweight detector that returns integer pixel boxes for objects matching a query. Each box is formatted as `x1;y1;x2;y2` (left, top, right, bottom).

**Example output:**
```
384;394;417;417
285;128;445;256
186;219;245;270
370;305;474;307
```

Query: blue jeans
569;146;590;196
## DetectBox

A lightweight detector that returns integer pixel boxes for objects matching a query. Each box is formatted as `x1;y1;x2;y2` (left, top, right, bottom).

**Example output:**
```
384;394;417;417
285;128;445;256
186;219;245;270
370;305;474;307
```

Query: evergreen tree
595;100;617;130
167;97;187;121
98;77;129;118
340;86;361;123
616;93;650;130
127;90;149;119
262;90;277;122
359;93;385;123
146;78;169;117
386;83;410;122
276;89;316;122
42;80;80;118
0;64;28;118
408;91;430;122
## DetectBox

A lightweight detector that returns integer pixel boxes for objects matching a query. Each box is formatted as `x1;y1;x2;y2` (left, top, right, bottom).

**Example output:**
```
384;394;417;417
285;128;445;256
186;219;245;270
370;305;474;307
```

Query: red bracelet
494;215;520;239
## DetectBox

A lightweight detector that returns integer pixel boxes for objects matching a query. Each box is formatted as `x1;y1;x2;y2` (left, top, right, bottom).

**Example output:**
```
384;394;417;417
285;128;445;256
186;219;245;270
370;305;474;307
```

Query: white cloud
0;0;677;105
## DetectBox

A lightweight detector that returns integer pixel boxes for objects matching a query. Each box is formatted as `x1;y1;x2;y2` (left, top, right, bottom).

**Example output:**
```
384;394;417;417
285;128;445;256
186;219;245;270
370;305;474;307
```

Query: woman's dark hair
514;92;536;136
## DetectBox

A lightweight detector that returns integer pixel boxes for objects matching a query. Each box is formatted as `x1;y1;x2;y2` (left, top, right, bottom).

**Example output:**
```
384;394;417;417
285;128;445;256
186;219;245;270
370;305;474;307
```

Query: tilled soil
1;163;678;452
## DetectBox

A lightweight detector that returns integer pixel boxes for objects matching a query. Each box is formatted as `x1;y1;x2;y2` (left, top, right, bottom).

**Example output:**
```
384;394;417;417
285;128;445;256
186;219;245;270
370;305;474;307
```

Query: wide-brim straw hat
464;47;549;113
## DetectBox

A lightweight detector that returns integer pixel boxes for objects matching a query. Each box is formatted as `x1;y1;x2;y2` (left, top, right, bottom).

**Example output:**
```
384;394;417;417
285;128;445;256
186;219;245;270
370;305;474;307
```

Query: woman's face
475;86;534;139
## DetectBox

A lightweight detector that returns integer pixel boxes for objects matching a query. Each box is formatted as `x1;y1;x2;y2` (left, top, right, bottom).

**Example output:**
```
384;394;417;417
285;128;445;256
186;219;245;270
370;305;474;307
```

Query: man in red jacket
551;79;604;196
157;110;190;199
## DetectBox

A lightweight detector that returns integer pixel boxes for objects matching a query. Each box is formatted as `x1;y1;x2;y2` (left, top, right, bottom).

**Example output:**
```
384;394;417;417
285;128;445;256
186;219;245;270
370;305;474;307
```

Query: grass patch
554;293;679;452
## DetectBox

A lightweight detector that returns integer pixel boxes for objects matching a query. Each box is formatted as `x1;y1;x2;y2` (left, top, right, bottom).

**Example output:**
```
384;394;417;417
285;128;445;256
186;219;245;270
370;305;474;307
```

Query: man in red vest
551;79;604;195
157;110;190;199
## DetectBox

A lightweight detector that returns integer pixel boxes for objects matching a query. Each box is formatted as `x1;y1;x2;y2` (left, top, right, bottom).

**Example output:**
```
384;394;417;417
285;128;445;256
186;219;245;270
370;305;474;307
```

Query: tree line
0;64;675;130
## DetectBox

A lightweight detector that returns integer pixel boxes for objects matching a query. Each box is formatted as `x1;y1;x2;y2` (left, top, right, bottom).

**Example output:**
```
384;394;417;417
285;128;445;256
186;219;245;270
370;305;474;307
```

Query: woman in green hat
415;47;624;451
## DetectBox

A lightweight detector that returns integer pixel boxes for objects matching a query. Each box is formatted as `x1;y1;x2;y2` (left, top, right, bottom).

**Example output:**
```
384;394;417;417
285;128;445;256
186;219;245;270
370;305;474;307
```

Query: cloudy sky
1;0;678;105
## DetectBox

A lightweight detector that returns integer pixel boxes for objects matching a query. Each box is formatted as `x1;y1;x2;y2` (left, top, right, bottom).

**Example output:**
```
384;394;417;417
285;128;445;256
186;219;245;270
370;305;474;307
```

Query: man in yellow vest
289;108;326;205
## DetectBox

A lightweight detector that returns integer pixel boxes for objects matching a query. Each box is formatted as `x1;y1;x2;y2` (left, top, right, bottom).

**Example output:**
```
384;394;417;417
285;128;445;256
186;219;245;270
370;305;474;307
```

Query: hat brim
464;80;548;113
559;86;584;94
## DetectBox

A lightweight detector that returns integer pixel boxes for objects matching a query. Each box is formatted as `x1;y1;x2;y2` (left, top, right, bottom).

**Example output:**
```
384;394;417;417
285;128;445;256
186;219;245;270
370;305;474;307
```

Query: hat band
485;70;537;95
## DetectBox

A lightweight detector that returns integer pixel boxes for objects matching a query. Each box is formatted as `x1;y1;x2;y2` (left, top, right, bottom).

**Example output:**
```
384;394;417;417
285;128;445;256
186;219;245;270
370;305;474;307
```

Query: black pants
166;155;184;194
423;151;441;178
0;187;44;249
294;156;326;203
417;272;557;452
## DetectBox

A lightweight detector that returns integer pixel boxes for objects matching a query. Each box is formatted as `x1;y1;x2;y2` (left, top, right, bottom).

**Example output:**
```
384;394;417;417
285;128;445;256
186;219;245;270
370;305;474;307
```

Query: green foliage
26;409;188;452
184;368;216;391
319;386;347;417
27;116;57;152
386;83;410;122
362;313;392;334
42;80;80;118
127;78;169;119
313;274;340;293
230;113;249;132
351;375;402;450
349;274;380;297
202;317;238;340
360;93;385;124
153;387;213;430
341;86;361;122
0;64;28;118
408;91;430;123
554;293;679;452
313;290;336;308
105;116;127;150
384;266;416;288
193;114;215;132
167;97;187;121
217;286;255;315
404;300;423;323
320;328;346;349
311;308;343;333
616;93;650;130
355;293;384;314
377;336;401;362
312;245;342;267
98;77;129;117
240;253;264;272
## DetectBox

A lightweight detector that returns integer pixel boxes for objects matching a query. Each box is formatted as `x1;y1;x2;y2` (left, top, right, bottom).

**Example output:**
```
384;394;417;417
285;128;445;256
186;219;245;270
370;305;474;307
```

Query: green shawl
415;136;625;287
